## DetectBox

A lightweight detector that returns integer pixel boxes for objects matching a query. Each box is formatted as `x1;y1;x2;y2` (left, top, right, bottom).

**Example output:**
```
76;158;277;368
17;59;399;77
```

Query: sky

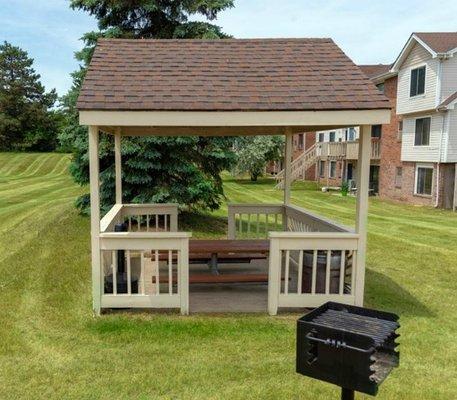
1;0;457;96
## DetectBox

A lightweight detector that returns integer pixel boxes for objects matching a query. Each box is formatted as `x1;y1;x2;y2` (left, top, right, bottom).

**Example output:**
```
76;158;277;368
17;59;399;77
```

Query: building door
370;165;380;194
442;164;455;209
347;163;353;180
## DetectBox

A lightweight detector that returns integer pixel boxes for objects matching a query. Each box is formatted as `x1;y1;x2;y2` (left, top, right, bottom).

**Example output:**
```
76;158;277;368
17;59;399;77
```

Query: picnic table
189;239;269;275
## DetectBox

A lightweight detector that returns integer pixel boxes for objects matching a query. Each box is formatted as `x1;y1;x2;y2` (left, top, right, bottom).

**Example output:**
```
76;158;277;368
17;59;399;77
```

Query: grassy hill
0;152;456;399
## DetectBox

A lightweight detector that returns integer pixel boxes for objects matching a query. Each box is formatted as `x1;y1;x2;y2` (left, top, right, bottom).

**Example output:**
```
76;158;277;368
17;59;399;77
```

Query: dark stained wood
189;239;269;254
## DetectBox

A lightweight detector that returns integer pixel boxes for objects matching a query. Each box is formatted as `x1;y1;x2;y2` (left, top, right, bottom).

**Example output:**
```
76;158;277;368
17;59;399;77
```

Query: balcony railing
316;139;381;160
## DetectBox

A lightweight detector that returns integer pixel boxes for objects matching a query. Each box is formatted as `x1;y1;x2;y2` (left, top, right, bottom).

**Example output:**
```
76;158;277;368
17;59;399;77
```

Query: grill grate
297;302;400;398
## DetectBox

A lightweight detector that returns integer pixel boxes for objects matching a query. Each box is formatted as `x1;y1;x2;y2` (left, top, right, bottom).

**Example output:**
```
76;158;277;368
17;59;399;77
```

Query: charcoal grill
297;302;399;399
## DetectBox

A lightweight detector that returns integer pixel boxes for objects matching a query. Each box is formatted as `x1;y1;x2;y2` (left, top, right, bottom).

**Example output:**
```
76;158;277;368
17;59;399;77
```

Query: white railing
275;143;317;189
268;232;359;314
99;203;188;314
316;139;381;160
228;203;284;239
100;203;179;233
99;232;190;314
284;204;350;233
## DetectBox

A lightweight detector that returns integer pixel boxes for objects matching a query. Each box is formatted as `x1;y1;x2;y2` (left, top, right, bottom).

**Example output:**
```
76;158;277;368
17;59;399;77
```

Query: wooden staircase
275;143;318;189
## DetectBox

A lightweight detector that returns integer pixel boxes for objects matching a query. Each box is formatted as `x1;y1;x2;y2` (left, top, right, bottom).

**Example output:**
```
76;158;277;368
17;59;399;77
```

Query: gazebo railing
99;203;189;314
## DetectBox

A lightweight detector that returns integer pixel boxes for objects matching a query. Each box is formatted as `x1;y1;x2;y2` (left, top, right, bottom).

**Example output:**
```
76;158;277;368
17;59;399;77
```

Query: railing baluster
274;213;278;230
238;213;242;236
256;214;260;238
146;215;150;232
140;251;145;294
137;215;141;231
168;250;173;295
351;251;357;295
128;216;132;231
247;213;251;235
112;250;117;295
311;250;317;294
284;250;290;294
325;250;331;294
155;250;160;294
297;250;303;294
265;214;269;234
126;250;132;294
164;214;168;231
339;250;345;295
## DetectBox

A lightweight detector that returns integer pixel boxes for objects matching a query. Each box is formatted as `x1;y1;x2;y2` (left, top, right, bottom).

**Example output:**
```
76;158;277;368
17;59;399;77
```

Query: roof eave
391;34;438;72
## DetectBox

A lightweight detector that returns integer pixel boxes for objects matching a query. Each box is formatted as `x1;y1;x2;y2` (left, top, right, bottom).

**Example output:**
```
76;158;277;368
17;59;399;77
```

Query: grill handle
306;333;374;354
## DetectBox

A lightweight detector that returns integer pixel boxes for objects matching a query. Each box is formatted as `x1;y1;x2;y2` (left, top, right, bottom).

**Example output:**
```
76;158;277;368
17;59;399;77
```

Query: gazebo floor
189;259;268;313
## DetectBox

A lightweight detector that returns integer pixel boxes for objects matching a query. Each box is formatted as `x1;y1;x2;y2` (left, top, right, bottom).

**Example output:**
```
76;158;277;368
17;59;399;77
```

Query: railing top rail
268;231;358;239
100;203;123;233
284;204;354;233
227;203;283;208
123;203;179;209
100;231;191;239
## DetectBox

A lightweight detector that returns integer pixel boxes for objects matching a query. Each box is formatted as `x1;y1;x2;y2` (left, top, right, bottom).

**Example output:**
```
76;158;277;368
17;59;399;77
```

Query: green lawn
0;152;456;399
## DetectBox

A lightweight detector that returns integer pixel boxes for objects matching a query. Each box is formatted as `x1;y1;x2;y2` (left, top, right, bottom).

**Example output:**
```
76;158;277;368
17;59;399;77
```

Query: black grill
297;302;400;398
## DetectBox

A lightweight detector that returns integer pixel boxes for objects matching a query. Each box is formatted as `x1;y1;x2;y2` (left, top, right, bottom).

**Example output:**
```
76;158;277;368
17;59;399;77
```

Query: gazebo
77;38;390;315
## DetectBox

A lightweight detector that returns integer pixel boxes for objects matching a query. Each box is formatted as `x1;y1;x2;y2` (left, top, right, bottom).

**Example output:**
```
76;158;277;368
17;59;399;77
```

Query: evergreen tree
0;42;58;151
61;0;236;214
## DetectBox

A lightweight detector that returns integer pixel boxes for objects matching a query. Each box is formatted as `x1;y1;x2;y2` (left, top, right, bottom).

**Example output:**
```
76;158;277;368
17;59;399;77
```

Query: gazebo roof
77;38;390;112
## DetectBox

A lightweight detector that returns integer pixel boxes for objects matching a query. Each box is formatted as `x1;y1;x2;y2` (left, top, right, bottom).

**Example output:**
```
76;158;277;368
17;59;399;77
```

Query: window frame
371;125;382;139
319;160;325;178
395;167;402;189
414;164;433;196
329;131;336;143
328;160;337;178
414;116;431;146
409;65;426;97
318;133;325;143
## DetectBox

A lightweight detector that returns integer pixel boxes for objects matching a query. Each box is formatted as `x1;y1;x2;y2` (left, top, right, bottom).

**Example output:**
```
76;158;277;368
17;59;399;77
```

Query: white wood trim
100;204;123;232
79;109;391;129
268;238;281;315
354;124;371;306
101;294;181;308
89;125;101;315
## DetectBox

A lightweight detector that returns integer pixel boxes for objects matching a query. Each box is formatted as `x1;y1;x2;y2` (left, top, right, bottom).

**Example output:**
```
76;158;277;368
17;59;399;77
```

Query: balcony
316;139;381;160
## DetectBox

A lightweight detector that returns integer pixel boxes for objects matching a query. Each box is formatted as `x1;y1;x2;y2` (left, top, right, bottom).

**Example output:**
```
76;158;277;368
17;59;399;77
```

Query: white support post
284;129;293;205
89;125;101;315
114;127;122;205
354;125;371;306
268;238;281;315
179;239;189;315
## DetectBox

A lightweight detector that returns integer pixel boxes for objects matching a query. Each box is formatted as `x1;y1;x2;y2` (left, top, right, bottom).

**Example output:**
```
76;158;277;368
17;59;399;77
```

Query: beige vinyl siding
441;55;457;101
446;108;457;162
397;43;439;115
401;113;443;162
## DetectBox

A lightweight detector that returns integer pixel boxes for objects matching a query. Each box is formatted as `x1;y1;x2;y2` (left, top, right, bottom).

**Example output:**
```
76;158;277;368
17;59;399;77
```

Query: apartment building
390;32;457;209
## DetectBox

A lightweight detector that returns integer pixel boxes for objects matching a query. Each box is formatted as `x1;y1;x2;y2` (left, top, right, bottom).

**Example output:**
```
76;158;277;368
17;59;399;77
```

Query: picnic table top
189;239;269;254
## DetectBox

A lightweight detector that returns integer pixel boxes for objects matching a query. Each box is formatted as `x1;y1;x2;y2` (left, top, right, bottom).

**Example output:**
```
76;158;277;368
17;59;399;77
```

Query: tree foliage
233;136;284;181
0;42;58;151
61;0;236;214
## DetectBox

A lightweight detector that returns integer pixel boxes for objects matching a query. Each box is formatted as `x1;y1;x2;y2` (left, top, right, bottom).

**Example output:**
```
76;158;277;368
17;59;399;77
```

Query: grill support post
341;388;354;400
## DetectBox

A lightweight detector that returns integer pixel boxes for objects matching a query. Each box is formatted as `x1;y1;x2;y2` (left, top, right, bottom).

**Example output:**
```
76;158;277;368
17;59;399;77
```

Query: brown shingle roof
415;32;457;53
358;64;392;79
77;38;390;111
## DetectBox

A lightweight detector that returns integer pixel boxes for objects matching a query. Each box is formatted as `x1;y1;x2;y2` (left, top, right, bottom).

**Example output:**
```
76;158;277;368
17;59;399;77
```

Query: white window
329;161;336;178
319;161;325;177
414;117;431;146
347;128;355;141
410;65;426;97
415;165;433;196
329;131;336;142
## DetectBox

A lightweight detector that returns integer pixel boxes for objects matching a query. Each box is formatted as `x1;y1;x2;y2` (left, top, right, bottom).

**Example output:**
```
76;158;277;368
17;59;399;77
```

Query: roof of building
77;38;390;112
414;32;457;53
438;91;457;110
358;64;392;79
